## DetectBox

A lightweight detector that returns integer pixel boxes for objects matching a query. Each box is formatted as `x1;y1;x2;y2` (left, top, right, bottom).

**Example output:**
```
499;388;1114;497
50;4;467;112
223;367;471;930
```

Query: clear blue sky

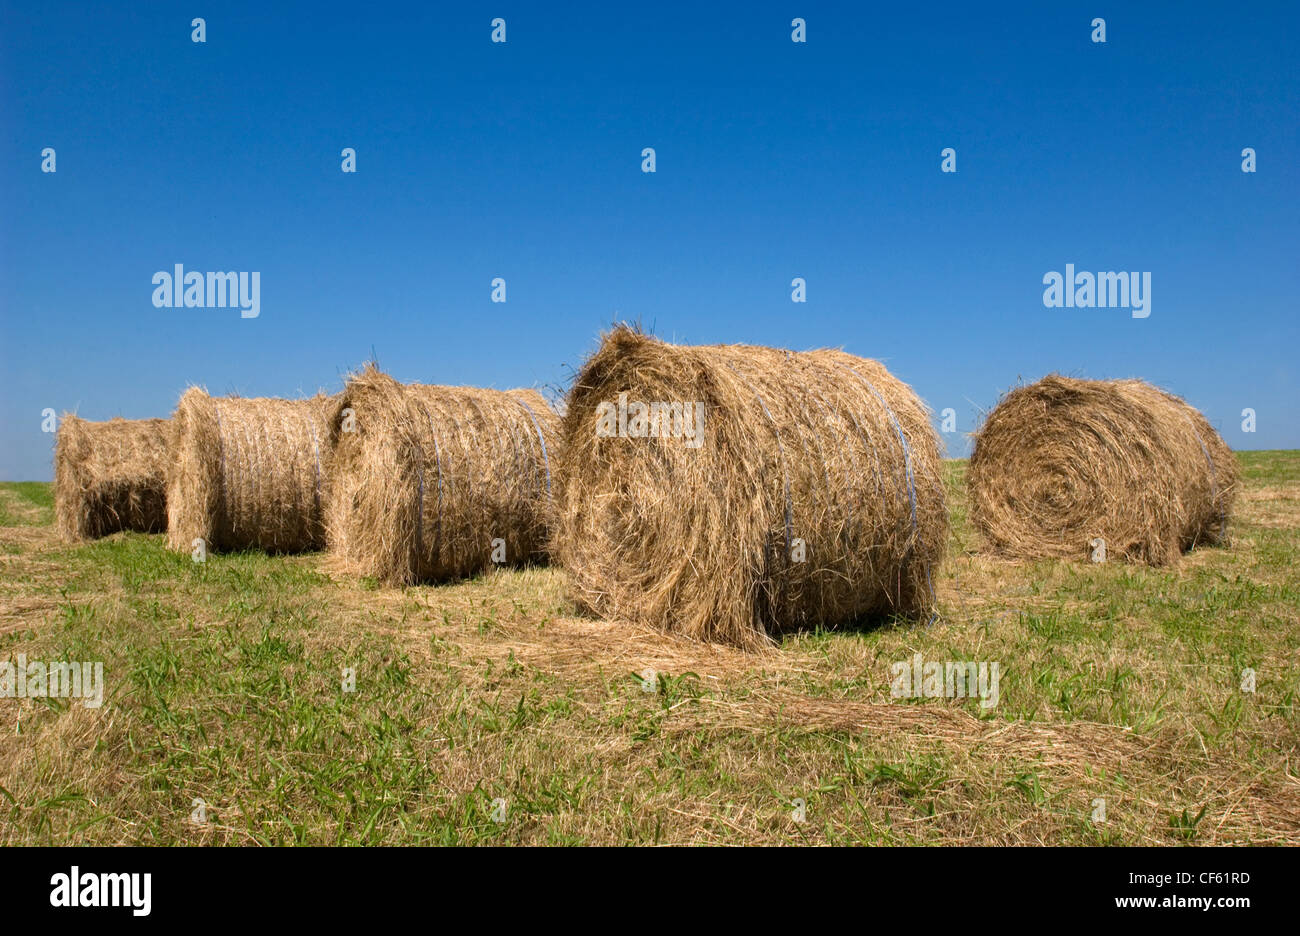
2;1;1297;479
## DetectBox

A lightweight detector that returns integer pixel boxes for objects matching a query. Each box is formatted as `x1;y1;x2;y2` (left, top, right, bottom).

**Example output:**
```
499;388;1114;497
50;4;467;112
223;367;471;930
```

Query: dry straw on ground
324;365;559;584
165;388;334;553
54;416;169;541
968;375;1238;564
551;327;948;650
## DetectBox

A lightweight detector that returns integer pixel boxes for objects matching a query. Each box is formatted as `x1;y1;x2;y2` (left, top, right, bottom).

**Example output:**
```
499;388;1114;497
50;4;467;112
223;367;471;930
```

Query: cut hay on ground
54;415;169;541
165;388;334;554
968;375;1239;564
324;365;559;584
551;326;948;650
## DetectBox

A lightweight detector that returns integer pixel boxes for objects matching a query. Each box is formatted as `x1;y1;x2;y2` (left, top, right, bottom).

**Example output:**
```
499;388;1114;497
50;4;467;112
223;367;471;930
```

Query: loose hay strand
550;326;949;650
968;375;1240;564
165;387;334;553
323;364;560;584
53;415;169;541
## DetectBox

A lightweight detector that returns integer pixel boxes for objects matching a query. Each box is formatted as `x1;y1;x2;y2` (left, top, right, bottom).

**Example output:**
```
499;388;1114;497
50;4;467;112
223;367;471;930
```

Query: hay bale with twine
551;327;948;650
166;388;334;554
324;365;559;584
54;415;169;541
968;375;1238;565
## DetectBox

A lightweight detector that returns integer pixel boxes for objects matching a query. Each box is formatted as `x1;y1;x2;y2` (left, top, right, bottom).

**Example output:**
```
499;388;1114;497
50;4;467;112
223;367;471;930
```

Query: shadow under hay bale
551;327;948;651
54;415;169;541
165;388;334;554
968;375;1239;565
324;364;559;584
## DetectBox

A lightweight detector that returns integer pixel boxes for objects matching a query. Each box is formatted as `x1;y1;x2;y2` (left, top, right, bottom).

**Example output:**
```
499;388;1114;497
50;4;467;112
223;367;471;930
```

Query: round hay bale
968;376;1239;564
551;327;948;650
165;388;334;553
54;415;169;541
324;365;560;584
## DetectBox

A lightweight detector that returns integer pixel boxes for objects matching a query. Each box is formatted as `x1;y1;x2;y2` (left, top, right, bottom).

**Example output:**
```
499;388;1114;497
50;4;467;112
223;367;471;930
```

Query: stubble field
1;452;1296;845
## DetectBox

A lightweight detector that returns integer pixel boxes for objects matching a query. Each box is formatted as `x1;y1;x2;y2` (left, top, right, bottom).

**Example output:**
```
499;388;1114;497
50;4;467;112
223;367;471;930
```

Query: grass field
1;453;1296;845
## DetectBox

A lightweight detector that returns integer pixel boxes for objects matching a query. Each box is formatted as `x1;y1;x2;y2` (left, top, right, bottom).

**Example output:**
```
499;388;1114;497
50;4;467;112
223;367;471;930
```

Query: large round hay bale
165;388;334;553
551;327;948;650
324;365;559;584
54;415;169;541
968;376;1238;564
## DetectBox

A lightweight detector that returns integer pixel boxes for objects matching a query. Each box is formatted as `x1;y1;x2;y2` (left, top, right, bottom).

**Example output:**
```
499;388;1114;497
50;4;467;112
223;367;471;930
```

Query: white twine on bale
213;402;229;533
1183;411;1222;537
838;362;938;617
310;421;322;523
410;401;445;568
513;397;553;498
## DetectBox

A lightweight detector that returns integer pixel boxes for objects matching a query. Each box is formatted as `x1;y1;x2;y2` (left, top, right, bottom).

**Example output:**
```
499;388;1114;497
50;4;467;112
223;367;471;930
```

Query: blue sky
2;1;1297;479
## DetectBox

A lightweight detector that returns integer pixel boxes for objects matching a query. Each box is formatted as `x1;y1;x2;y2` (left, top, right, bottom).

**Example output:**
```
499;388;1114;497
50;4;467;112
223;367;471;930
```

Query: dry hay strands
166;388;334;554
324;365;560;585
968;375;1239;565
551;326;949;651
54;415;169;541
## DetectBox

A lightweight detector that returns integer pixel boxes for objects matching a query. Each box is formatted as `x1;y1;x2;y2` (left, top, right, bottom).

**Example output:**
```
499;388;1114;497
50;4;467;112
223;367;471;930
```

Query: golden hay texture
165;388;334;554
324;365;560;585
54;415;169;541
551;327;948;650
968;375;1239;565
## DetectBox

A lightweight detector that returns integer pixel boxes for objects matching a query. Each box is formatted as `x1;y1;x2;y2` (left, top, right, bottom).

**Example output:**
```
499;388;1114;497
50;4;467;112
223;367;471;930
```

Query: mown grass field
1;453;1296;845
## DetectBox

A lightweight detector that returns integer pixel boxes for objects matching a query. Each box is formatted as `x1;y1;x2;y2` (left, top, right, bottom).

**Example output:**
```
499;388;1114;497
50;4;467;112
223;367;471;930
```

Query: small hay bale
551;327;948;650
54;415;169;541
165;388;334;553
324;365;560;584
968;375;1239;564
